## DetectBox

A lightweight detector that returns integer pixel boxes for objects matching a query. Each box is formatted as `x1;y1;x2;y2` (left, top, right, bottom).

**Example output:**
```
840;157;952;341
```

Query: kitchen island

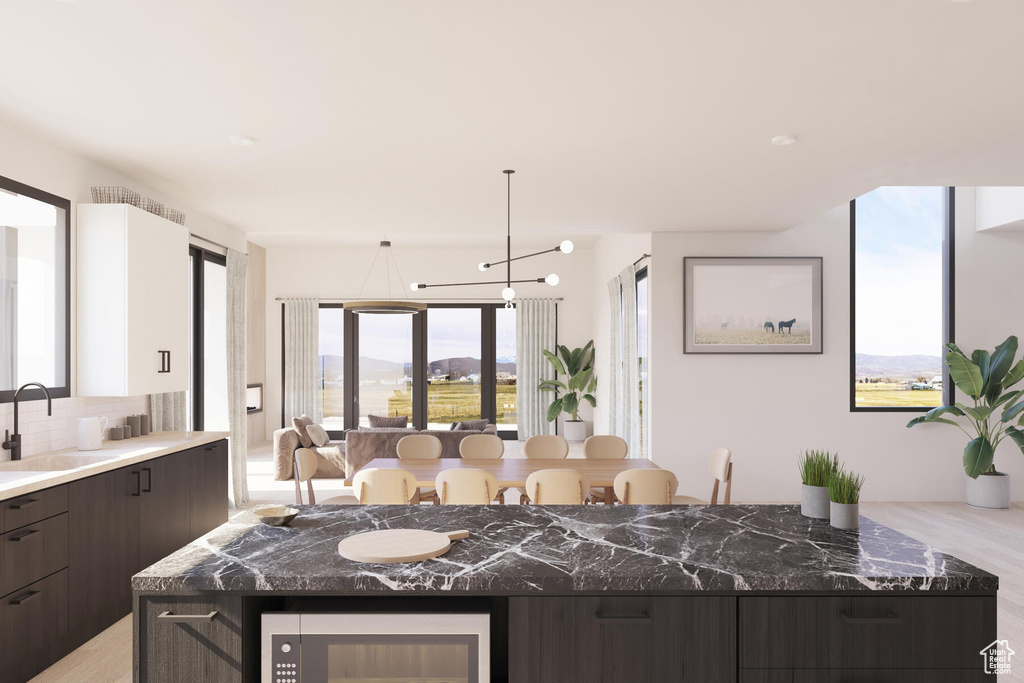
133;504;997;683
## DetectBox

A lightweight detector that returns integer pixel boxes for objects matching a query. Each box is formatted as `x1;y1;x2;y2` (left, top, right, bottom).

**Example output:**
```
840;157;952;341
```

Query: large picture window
851;187;953;411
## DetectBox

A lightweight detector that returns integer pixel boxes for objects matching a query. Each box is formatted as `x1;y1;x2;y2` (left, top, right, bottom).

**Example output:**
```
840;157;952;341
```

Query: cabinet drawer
138;595;243;683
0;513;69;596
792;670;985;682
740;596;995;670
2;485;68;533
0;569;69;683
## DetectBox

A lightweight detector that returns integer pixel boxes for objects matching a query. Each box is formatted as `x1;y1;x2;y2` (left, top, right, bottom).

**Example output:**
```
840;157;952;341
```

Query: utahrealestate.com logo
980;640;1015;675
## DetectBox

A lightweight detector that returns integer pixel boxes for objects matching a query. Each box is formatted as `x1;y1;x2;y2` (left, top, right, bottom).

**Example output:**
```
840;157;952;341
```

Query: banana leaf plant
907;335;1024;478
538;340;597;422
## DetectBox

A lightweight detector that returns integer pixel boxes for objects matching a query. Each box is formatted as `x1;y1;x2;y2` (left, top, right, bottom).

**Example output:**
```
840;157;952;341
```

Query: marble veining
132;504;997;594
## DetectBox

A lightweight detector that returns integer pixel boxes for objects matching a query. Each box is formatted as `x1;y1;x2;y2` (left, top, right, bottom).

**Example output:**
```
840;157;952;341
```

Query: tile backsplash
0;395;149;460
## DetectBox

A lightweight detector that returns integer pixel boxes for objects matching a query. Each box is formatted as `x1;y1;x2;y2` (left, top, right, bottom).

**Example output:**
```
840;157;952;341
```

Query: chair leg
294;475;302;506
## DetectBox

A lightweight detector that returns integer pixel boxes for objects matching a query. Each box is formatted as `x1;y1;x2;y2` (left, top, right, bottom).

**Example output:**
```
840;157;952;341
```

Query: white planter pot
830;502;860;530
563;420;587;443
965;472;1010;510
801;484;830;519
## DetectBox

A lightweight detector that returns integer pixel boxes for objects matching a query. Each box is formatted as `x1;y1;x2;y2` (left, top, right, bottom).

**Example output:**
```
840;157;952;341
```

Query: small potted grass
798;450;839;519
828;468;865;530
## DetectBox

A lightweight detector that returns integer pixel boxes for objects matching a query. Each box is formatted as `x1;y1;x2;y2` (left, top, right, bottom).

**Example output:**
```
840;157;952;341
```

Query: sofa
273;423;499;481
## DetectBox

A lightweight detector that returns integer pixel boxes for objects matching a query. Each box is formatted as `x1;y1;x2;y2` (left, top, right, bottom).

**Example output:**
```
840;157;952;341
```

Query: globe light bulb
501;287;516;301
409;282;419;292
545;273;560;286
559;239;574;254
478;262;489;272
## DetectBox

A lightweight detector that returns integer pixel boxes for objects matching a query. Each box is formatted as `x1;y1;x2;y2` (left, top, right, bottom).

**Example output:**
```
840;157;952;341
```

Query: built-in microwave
261;612;490;683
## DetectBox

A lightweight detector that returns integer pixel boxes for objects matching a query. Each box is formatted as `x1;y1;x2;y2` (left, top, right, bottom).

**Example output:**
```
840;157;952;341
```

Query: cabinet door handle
840;611;902;625
9;528;40;541
157;610;218;623
142;467;153;493
131;470;142;496
10;590;40;606
9;498;40;510
594;611;651;623
158;350;171;373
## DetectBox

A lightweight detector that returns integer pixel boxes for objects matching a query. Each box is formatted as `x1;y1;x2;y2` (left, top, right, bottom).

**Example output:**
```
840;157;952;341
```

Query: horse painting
764;321;775;333
778;318;796;334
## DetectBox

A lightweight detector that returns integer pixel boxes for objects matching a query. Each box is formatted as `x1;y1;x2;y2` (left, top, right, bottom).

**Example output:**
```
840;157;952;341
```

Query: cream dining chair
292;448;357;505
613;469;680;505
352;467;420;504
584;435;628;503
396;434;442;503
674;448;733;504
523;434;569;459
436;469;501;505
459;434;505;459
523;469;590;505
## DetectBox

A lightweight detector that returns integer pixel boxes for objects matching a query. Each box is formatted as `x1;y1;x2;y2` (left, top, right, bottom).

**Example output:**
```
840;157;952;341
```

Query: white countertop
0;431;229;500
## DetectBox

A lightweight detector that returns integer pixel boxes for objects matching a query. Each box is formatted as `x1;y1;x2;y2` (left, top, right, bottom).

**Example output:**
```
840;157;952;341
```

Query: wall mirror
0;174;71;401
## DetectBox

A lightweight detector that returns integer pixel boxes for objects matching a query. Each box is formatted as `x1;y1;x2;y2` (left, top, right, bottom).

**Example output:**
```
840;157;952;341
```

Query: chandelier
345;239;427;314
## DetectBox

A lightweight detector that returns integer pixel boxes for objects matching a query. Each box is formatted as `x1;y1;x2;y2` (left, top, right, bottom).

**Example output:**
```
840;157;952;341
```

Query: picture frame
683;256;823;354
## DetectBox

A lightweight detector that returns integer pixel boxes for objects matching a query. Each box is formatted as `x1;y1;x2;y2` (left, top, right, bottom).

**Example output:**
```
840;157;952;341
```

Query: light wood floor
30;448;1024;681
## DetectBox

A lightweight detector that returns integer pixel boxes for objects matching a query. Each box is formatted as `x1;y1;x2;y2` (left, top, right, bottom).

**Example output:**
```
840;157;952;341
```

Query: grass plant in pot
907;335;1024;510
798;450;839;519
539;341;597;443
829;468;865;530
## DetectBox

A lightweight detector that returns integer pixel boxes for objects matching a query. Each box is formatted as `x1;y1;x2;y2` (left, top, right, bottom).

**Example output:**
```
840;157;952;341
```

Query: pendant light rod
504;169;513;291
414;278;547;290
479;243;571;270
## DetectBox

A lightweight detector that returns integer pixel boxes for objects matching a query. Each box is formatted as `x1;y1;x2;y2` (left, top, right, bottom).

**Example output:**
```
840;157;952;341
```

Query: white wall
976;186;1024;232
264;245;594;439
649;187;1024;502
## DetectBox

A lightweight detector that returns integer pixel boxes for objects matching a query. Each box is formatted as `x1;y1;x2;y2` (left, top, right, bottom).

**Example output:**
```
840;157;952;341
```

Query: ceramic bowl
253;505;299;527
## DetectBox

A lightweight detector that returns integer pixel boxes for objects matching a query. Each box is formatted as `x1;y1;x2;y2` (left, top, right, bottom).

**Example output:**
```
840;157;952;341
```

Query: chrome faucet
2;382;53;461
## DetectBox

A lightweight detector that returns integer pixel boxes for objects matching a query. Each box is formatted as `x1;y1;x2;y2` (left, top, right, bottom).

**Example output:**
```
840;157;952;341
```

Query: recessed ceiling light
229;134;256;146
771;135;798;146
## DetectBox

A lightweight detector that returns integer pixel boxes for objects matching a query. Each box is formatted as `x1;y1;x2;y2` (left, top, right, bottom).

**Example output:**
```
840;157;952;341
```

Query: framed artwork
683;256;823;354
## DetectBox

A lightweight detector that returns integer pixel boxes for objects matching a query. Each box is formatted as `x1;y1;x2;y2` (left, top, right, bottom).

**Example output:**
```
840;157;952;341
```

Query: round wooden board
337;529;469;564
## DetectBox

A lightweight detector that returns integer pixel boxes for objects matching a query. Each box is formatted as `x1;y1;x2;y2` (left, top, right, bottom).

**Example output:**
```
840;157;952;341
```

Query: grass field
694;328;812;346
323;382;517;425
854;383;942;408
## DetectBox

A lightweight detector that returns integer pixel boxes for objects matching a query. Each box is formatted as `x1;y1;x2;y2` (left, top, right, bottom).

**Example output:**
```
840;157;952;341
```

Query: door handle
131;470;142;496
158;350;171;373
594;611;652;623
142;467;153;493
9;498;40;510
157;610;218;623
10;590;40;606
9;528;40;542
840;611;902;624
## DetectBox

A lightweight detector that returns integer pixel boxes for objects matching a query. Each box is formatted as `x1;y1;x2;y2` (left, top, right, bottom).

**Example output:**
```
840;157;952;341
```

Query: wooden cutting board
337;529;470;564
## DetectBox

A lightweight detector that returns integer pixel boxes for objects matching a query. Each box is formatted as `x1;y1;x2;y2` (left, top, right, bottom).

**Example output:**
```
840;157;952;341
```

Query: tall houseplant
907;335;1024;509
539;341;597;442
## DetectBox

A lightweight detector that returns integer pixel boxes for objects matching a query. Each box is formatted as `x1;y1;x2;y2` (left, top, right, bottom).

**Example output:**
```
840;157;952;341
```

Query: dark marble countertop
132;504;997;594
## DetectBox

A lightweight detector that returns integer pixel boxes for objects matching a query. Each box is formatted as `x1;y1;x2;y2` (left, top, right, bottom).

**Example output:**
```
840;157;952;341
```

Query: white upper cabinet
77;204;189;397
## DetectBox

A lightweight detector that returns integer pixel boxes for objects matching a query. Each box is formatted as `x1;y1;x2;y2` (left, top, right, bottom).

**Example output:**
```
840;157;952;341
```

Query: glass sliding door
426;307;482;429
357;313;413;426
495;306;517;434
319;306;346;432
188;246;227;430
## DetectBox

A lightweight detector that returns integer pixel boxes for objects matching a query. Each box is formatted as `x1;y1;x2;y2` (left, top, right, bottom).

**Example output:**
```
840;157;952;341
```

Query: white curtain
283;298;322;424
150;391;187;431
608;265;642;458
226;249;249;507
516;298;557;440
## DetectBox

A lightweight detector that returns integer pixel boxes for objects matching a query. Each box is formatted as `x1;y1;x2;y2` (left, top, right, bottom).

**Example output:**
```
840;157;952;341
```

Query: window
495;306;517;433
319;305;346;431
188;246;228;429
427;307;483;429
851;187;953;411
358;313;414;427
0;175;70;402
636;267;649;457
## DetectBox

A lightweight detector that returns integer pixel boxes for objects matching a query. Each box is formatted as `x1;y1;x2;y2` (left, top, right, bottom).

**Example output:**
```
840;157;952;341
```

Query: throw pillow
454;419;490;431
292;415;314;447
367;414;409;428
306;423;330;448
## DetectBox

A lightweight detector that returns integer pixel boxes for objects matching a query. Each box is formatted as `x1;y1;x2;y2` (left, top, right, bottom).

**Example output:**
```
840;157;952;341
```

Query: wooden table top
345;457;661;488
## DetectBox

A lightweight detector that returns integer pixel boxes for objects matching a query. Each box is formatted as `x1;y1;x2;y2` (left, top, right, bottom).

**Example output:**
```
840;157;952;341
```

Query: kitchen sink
0;453;119;472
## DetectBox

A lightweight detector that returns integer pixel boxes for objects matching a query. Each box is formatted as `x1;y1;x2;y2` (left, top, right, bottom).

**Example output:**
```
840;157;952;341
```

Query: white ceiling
4;0;1024;243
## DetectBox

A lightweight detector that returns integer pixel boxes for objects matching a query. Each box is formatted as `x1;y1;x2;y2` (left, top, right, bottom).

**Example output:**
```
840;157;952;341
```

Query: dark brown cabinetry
189;439;229;539
0;569;69;683
509;596;736;683
138;452;193;570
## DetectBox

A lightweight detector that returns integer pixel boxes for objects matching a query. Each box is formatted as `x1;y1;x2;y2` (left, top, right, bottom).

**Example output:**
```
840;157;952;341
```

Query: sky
855;186;943;357
692;263;814;329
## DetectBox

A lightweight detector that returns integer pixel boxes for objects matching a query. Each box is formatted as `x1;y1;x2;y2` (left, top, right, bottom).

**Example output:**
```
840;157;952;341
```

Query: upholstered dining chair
613;469;680;505
523;434;569;459
523;469;590;505
292;448;358;505
396;434;442;503
352;467;420;505
674;448;733;504
459;434;505;459
436;469;501;505
584;435;628;503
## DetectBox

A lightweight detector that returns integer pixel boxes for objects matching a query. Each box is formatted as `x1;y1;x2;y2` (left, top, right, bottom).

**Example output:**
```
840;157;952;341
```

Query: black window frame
0;174;71;404
189;245;227;429
850;186;955;413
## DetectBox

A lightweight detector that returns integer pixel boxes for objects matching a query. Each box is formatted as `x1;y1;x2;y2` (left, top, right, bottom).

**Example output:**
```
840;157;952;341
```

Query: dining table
344;457;663;504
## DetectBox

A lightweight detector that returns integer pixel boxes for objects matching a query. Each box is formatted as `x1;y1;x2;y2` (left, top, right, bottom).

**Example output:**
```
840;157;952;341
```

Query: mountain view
320;354;516;381
855;353;942;381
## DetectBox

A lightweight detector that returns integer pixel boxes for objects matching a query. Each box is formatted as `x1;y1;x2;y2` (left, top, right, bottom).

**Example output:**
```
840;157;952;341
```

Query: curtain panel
283;298;322;424
150;391;187;431
516;298;557;440
225;249;249;507
608;264;642;458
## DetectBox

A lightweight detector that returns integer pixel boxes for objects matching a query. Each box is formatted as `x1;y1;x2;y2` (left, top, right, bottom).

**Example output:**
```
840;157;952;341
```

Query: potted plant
907;335;1024;509
539;341;597;442
798;450;840;519
829;468;865;530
